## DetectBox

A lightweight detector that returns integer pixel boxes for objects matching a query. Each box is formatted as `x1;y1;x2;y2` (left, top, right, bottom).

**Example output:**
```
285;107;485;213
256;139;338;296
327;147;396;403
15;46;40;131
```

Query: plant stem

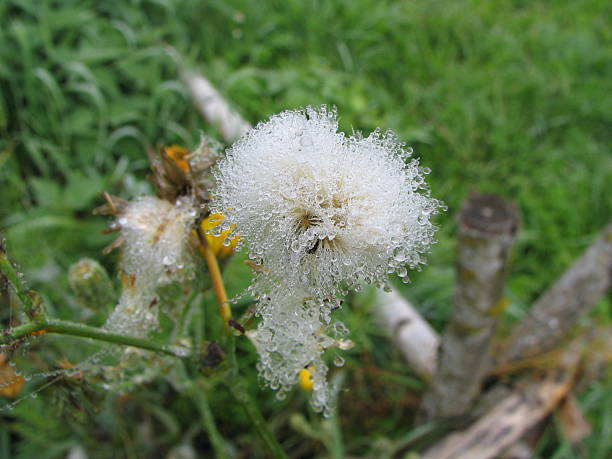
193;226;287;457
1;241;189;357
190;380;230;459
228;373;288;458
0;319;187;357
196;224;232;328
226;335;288;459
0;246;37;318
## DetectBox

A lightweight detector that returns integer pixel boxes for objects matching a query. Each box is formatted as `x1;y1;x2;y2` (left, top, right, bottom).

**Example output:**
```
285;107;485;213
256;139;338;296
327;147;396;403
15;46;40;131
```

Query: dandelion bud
68;258;115;311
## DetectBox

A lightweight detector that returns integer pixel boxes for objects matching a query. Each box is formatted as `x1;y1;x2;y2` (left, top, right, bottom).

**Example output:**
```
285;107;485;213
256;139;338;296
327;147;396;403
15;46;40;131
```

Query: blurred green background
0;0;610;457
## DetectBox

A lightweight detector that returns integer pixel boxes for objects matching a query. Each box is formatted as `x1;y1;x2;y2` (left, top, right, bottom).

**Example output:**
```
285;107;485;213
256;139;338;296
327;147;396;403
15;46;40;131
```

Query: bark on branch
421;194;520;420
422;341;582;459
501;222;612;362
180;69;251;144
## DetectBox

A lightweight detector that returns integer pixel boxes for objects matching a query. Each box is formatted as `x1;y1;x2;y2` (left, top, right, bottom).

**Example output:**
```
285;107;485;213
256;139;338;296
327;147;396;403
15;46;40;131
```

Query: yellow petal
298;365;316;392
198;213;239;259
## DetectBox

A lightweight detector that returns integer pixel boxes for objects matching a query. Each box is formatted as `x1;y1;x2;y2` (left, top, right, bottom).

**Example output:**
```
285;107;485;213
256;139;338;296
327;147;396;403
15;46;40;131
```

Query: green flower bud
68;258;115;311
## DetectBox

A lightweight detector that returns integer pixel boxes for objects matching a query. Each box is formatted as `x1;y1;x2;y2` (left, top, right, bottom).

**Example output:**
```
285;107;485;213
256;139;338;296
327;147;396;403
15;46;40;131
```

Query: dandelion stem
194;222;286;456
0;319;186;357
196;223;232;328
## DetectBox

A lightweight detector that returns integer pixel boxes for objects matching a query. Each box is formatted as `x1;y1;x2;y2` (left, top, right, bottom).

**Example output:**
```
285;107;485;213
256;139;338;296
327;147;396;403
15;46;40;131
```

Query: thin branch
180;69;251;143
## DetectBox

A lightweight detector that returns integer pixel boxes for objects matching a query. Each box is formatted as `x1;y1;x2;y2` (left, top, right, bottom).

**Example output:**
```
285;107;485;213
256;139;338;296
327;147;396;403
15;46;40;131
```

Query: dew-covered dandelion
246;287;353;414
212;106;443;412
97;140;223;340
104;195;198;337
88;141;228;390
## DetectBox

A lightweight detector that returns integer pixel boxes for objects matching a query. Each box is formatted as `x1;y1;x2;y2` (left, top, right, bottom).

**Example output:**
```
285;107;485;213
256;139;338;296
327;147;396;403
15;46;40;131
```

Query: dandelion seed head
119;196;196;286
214;106;443;412
213;106;442;298
105;196;197;336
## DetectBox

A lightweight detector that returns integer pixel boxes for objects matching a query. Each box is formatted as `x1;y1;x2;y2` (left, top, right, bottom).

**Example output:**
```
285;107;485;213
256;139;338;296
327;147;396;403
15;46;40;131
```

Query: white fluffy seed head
118;196;197;287
212;106;443;299
105;196;197;336
247;288;348;414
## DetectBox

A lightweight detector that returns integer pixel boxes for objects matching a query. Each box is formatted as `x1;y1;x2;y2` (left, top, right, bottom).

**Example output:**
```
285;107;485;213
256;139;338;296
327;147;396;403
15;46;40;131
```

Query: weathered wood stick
502;222;612;362
558;393;592;445
374;287;440;380
499;441;535;459
422;342;581;459
181;70;252;143
421;193;520;420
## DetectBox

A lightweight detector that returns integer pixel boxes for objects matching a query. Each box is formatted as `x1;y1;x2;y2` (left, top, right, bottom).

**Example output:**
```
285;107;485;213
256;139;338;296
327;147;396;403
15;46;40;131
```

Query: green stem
0;248;37;318
1;319;187;357
226;336;288;459
190;380;230;459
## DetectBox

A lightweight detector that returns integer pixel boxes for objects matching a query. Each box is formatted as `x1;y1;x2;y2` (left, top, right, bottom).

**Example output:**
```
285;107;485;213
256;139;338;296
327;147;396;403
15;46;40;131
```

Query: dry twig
422;341;582;459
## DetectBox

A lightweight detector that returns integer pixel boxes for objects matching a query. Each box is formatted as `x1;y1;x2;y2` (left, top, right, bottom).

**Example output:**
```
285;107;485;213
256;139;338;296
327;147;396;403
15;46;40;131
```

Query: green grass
1;0;610;457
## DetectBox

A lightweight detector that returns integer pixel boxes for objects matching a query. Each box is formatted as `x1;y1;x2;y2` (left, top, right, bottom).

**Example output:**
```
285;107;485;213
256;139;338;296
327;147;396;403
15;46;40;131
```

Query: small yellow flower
199;213;239;258
298;365;315;392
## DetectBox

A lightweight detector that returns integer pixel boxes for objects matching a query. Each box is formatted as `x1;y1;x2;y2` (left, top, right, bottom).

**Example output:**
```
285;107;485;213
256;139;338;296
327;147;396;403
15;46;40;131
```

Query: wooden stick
421;193;520;420
422;342;581;459
374;287;439;380
181;70;251;143
501;222;612;362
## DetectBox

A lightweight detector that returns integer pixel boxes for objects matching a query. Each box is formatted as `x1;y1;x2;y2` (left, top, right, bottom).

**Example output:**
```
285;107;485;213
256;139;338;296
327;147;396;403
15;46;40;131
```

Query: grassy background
0;0;610;457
